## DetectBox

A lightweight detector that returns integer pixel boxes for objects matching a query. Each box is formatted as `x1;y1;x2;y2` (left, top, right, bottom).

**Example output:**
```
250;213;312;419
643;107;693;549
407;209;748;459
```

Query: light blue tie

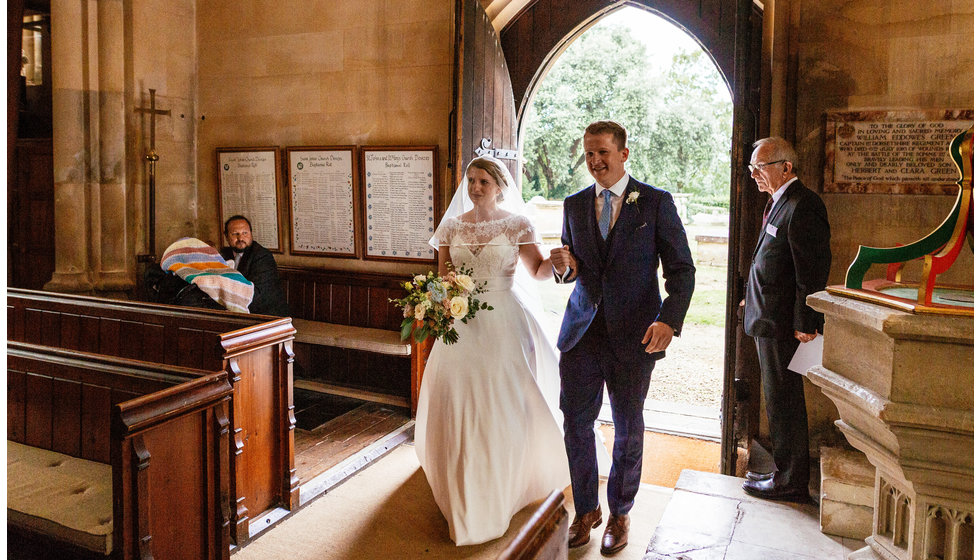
599;189;612;240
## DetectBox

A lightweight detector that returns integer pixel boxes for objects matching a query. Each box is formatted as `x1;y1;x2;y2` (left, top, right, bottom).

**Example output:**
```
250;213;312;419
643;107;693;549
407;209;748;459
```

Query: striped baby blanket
160;238;254;313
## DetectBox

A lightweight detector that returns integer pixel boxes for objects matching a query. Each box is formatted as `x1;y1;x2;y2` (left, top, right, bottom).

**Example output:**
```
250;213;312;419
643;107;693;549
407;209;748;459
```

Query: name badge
766;224;778;237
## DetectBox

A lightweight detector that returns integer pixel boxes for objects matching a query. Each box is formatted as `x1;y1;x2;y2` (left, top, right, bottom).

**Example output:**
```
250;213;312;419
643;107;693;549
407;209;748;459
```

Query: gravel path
649;323;725;409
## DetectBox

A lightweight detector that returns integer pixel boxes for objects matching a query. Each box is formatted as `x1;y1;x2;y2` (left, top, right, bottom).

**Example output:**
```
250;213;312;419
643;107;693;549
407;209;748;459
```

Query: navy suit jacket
557;177;695;363
744;180;831;339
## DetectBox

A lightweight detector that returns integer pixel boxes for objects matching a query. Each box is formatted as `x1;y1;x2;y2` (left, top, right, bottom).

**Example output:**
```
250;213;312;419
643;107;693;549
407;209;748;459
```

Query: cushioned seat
291;318;411;355
7;441;113;555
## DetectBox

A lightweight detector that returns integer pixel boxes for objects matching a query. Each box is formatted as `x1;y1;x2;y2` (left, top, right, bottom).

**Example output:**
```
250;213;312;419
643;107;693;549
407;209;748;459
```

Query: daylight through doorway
519;7;733;470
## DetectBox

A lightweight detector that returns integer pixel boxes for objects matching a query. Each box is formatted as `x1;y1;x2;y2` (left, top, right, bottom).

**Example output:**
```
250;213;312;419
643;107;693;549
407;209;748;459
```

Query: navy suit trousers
559;309;656;516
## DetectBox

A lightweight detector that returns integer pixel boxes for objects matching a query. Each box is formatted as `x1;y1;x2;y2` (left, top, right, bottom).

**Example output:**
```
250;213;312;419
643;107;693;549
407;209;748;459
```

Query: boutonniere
626;190;640;205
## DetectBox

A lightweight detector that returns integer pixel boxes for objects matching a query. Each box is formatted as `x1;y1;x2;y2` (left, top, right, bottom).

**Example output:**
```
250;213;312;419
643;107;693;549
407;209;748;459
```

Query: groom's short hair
585;120;628;151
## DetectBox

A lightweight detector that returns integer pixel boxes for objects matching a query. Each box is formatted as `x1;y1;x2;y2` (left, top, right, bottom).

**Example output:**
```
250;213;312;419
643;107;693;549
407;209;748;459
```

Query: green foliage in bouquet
391;264;493;345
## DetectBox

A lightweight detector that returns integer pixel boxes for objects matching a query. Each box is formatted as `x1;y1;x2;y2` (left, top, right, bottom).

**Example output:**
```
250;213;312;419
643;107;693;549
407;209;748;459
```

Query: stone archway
498;0;763;475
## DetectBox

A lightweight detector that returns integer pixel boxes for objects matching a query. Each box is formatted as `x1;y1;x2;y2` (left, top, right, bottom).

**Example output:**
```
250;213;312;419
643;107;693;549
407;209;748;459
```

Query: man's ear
621;147;629;162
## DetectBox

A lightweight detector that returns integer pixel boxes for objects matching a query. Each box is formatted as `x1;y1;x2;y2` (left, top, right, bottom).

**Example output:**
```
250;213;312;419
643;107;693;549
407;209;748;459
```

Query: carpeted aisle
233;443;671;560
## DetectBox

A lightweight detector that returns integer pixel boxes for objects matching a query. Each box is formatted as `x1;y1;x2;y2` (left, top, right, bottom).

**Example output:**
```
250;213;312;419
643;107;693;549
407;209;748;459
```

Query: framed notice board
360;146;440;263
285;146;359;257
216;146;284;252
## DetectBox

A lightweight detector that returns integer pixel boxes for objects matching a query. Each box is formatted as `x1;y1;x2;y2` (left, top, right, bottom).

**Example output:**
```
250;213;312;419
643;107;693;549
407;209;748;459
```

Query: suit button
593;303;599;310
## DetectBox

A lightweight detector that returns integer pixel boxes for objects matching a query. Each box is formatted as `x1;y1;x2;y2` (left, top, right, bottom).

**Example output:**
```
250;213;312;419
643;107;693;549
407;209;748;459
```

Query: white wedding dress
415;214;571;545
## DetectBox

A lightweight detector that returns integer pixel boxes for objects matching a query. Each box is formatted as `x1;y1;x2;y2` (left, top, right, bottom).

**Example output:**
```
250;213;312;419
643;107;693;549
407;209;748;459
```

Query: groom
551;121;695;554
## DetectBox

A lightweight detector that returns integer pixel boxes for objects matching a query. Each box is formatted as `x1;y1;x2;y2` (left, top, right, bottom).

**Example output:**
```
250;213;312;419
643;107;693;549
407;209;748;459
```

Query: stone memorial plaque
824;109;972;194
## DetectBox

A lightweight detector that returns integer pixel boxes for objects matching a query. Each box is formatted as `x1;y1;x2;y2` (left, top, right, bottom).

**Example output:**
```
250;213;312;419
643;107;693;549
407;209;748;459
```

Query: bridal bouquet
392;264;492;345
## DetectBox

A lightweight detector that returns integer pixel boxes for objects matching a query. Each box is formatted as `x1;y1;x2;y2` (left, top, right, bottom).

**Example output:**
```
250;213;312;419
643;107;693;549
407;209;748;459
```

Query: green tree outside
522;19;733;212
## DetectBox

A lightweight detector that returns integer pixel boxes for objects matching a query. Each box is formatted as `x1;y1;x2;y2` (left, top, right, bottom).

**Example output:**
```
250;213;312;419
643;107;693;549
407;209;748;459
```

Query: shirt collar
595;173;630;198
771;176;797;205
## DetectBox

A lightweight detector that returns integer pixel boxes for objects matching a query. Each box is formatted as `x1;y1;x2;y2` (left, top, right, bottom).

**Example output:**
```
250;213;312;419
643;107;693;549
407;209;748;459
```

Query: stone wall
793;0;974;286
132;0;199;260
195;0;453;276
786;0;974;456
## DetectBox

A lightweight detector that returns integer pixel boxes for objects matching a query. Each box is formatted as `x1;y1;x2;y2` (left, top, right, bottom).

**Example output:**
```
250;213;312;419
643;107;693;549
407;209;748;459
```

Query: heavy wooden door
10;139;55;290
8;0;55;291
452;0;520;186
498;0;764;475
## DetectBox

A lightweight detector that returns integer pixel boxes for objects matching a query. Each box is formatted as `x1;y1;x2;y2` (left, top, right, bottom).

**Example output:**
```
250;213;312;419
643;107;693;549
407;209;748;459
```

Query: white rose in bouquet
449;296;469;319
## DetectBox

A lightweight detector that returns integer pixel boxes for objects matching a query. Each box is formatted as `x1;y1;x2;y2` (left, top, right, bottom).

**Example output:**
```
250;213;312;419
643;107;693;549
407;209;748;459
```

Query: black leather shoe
568;505;602;548
746;470;774;481
742;478;810;503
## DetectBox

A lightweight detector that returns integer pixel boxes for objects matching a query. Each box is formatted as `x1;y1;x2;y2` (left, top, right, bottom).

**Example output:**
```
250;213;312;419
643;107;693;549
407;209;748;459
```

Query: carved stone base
805;292;973;560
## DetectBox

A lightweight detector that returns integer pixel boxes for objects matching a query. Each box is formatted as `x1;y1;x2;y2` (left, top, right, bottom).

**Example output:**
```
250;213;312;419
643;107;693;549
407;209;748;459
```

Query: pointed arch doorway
453;0;764;476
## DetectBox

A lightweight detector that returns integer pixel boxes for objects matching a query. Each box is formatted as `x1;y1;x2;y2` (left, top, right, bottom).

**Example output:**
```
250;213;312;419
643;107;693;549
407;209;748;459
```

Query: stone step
645;470;866;559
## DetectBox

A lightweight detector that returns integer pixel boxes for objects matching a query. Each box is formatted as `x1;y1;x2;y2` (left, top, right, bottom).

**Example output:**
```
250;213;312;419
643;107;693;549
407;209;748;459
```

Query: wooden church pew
278;267;419;411
6;288;296;546
7;342;233;560
497;490;569;560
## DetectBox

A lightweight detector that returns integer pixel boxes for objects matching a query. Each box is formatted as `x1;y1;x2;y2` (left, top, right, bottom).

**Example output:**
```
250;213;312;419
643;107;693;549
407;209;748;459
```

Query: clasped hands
549;246;673;354
549;245;577;277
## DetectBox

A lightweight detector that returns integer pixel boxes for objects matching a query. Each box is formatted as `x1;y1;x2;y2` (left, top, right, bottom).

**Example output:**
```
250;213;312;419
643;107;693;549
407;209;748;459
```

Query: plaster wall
195;0;454;276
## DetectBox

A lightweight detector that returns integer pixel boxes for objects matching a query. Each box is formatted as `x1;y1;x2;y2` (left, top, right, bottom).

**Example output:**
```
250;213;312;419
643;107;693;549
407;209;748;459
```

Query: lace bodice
433;215;537;281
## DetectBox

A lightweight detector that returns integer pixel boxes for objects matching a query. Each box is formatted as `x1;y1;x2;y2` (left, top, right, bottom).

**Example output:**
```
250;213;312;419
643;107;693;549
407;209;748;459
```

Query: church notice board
823;109;973;194
217;146;284;252
285;146;359;257
360;146;439;262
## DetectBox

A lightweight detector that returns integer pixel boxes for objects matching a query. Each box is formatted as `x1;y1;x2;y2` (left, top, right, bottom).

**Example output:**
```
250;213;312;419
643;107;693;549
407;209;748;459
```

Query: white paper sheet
788;334;824;375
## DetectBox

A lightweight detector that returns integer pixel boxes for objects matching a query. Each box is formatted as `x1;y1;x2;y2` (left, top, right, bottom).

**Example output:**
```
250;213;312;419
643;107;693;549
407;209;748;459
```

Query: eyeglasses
747;160;786;174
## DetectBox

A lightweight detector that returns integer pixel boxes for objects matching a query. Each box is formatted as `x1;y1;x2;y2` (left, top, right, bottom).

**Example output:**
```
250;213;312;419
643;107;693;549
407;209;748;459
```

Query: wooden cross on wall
134;88;171;260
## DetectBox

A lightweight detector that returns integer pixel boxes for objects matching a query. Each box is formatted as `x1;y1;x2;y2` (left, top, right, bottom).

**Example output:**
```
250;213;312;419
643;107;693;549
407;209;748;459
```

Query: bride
415;156;572;545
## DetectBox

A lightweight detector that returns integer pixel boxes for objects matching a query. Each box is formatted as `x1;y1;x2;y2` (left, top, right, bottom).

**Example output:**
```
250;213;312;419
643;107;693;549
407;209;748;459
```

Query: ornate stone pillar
46;0;132;294
806;291;973;560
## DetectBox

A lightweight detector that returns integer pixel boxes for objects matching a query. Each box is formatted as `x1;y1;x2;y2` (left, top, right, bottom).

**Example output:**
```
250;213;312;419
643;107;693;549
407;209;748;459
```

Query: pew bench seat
7;441;113;555
291;318;410;356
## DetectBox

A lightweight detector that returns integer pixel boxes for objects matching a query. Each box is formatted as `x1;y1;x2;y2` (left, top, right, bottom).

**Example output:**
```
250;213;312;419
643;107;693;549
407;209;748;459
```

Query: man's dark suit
220;242;290;317
558;177;695;516
744;179;831;489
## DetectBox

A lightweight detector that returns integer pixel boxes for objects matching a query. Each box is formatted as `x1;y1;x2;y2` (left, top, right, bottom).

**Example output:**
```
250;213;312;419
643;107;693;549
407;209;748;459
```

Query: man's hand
550;245;577;275
795;330;818;343
642;321;674;353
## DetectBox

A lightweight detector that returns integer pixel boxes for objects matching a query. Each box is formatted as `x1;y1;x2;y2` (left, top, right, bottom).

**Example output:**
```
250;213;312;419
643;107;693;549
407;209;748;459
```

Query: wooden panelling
51;377;81;457
7;288;297;547
279;267;406;331
7;369;26;440
8;343;232;560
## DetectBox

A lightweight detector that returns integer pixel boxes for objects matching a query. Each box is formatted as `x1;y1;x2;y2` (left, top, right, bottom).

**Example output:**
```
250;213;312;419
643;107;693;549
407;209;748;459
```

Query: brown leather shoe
600;514;630;556
567;505;602;548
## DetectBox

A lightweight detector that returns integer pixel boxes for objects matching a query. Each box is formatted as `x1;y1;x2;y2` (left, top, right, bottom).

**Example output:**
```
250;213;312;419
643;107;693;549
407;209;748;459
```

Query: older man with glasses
741;136;831;502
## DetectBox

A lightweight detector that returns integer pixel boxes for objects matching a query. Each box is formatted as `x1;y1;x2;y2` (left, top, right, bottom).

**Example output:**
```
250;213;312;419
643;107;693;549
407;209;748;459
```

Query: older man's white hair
753;137;798;169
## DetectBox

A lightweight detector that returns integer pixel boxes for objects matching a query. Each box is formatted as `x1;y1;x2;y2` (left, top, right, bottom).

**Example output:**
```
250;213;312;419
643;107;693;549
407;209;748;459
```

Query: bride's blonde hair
466;156;510;203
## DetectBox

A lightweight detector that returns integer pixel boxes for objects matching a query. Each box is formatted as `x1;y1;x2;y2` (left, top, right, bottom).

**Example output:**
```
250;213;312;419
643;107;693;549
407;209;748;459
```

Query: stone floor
645;470;867;559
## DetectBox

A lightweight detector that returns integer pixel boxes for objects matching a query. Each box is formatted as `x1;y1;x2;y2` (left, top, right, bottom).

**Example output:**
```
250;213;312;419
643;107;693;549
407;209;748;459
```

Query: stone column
46;0;133;295
805;291;973;560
